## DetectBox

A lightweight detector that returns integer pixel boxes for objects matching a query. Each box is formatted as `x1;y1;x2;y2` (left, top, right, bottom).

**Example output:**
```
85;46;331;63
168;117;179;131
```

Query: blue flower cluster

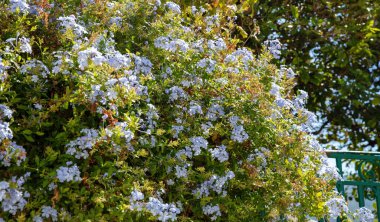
129;189;181;222
0;105;26;167
56;162;81;183
0;173;30;215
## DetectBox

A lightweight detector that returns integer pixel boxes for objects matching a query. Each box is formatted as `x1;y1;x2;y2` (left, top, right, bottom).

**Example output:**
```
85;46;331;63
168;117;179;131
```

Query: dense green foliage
0;0;365;221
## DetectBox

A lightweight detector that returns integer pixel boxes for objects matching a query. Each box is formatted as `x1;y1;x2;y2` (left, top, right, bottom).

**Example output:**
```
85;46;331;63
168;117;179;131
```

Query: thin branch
312;120;330;135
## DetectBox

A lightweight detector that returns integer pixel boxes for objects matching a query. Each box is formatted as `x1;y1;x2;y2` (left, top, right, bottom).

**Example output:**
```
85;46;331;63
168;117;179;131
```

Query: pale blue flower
41;206;58;221
66;129;99;159
9;0;30;13
210;145;229;162
193;171;235;199
19;37;32;54
207;38;226;52
57;15;88;37
56;163;81;182
264;39;282;59
325;197;348;218
196;58;216;74
164;2;181;14
0;105;13;119
0;121;13;143
33;216;43;222
146;197;181;222
355;207;375;222
203;204;221;221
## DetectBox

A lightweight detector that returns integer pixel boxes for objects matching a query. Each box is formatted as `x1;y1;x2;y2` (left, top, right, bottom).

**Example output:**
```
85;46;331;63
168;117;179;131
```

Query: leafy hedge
0;0;366;221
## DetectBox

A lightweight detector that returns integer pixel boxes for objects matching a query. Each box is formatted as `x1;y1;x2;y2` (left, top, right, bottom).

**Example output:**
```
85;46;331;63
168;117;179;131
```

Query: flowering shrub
0;0;372;221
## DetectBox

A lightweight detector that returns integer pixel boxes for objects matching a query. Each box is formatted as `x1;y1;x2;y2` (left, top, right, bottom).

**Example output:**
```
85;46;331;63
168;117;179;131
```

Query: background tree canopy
180;0;380;151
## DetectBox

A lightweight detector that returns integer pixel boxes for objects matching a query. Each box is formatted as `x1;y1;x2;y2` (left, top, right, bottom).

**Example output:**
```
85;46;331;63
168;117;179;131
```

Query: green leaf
291;6;299;19
35;131;45;136
22;129;33;135
63;102;69;109
237;26;248;39
55;132;67;139
35;156;40;166
372;96;380;106
368;119;377;128
23;134;35;142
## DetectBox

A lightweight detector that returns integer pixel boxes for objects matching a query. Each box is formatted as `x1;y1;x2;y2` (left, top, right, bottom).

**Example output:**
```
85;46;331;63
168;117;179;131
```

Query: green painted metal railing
325;150;380;221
